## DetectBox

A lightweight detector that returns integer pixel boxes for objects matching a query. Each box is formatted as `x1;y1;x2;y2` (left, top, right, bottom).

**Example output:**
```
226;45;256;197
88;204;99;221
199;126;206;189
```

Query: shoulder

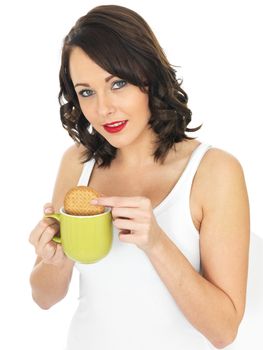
199;147;245;185
61;142;87;164
58;142;88;181
194;147;248;210
202;147;243;171
51;143;88;210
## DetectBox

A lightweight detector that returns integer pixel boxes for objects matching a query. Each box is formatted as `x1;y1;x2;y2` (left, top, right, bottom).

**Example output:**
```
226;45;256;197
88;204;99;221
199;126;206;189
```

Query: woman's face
69;47;152;149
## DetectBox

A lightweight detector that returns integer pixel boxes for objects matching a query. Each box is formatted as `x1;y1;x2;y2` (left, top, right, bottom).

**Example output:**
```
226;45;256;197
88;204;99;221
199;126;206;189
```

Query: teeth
106;121;126;127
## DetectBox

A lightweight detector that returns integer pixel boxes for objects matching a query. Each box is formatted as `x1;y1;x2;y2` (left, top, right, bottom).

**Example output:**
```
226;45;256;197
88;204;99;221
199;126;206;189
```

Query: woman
29;5;250;349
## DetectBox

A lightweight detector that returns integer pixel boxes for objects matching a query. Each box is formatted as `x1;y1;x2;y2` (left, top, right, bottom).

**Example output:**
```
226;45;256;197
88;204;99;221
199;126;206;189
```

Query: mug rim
60;207;111;218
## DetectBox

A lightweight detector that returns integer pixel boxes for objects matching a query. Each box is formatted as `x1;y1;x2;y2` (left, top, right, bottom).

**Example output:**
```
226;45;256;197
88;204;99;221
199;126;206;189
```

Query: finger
43;202;54;214
111;207;143;220
42;241;56;261
90;196;151;209
29;218;58;246
48;244;65;265
119;231;136;244
29;223;42;246
37;222;60;255
113;218;141;231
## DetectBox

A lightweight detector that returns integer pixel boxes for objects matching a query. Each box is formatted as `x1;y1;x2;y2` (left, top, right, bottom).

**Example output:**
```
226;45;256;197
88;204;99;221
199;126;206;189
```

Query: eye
78;89;94;98
112;80;127;90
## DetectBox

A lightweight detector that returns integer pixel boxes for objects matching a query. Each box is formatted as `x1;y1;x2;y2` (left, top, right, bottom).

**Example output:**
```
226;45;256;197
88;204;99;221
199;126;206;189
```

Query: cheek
124;93;150;120
137;96;151;121
78;101;95;122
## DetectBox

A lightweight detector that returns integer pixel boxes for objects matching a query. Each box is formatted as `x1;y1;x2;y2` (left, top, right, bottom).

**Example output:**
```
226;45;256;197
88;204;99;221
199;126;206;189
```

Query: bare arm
29;143;86;309
145;149;250;348
30;254;74;309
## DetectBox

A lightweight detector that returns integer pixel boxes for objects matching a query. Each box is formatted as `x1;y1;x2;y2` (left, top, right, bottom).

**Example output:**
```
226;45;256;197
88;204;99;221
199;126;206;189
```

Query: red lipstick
103;120;128;133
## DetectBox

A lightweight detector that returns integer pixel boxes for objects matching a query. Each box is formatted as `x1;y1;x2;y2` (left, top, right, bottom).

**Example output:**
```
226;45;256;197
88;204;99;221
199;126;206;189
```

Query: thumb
43;202;54;214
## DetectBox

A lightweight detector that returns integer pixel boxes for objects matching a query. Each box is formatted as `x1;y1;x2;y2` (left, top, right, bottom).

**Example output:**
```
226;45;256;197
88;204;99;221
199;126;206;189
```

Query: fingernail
90;199;98;204
45;207;53;214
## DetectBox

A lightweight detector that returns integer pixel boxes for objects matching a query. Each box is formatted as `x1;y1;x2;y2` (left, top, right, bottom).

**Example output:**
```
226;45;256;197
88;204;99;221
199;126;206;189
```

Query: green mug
45;207;113;264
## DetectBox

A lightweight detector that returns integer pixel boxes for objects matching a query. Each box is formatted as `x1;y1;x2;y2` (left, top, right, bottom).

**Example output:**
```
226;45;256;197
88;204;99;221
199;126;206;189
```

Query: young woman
29;5;250;349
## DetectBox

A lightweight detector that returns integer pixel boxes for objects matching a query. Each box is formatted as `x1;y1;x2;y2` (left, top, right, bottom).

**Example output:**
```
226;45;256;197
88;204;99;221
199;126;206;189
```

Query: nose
96;92;115;118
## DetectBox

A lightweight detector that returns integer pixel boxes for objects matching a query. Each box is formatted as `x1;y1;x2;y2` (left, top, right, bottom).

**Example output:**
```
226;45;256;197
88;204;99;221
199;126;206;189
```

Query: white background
0;0;262;349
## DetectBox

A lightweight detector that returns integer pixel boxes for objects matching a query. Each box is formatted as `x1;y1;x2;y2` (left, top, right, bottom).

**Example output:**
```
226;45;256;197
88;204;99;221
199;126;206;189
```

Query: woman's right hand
29;203;67;267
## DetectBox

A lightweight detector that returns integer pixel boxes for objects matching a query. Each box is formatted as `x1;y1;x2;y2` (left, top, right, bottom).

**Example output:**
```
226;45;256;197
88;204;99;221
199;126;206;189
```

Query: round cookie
64;186;105;216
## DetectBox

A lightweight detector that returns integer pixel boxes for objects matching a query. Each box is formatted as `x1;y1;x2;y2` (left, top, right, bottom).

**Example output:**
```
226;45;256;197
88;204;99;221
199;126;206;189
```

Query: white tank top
66;143;215;350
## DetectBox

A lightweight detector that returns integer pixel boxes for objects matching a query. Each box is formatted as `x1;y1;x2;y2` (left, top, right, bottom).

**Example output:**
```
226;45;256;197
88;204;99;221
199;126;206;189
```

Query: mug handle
44;213;61;244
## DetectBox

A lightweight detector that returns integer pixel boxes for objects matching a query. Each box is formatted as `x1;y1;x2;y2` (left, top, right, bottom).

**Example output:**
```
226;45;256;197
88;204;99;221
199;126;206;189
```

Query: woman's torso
65;140;214;350
87;139;202;230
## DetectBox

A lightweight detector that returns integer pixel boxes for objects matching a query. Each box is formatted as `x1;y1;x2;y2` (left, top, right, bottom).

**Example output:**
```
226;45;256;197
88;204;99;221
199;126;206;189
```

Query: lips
103;120;127;127
103;120;128;134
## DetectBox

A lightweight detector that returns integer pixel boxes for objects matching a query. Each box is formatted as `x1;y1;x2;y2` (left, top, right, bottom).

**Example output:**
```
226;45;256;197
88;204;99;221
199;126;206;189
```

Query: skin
29;47;250;348
70;47;155;166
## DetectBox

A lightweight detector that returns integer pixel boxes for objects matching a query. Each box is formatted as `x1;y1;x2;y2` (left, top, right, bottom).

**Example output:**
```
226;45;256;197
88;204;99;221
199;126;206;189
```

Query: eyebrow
74;75;115;88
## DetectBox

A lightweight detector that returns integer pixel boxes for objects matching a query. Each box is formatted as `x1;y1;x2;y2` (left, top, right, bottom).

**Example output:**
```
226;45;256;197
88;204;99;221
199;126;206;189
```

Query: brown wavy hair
58;5;201;168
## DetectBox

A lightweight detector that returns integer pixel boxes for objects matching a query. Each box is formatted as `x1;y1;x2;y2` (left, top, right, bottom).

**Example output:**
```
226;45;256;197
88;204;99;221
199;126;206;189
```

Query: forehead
69;47;109;84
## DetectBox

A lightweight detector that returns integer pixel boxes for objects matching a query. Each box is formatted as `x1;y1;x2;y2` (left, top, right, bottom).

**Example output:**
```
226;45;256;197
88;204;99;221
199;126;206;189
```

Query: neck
115;129;159;168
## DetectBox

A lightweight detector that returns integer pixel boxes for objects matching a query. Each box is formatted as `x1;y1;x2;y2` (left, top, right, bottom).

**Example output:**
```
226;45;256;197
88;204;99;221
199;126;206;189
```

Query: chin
107;140;130;149
103;135;133;149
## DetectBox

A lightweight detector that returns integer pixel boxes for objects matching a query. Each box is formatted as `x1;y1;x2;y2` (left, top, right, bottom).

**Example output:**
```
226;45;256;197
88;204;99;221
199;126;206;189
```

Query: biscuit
64;186;105;216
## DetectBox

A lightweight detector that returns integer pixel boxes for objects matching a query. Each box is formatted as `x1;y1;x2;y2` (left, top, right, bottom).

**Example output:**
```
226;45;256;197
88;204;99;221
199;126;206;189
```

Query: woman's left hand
90;196;164;253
